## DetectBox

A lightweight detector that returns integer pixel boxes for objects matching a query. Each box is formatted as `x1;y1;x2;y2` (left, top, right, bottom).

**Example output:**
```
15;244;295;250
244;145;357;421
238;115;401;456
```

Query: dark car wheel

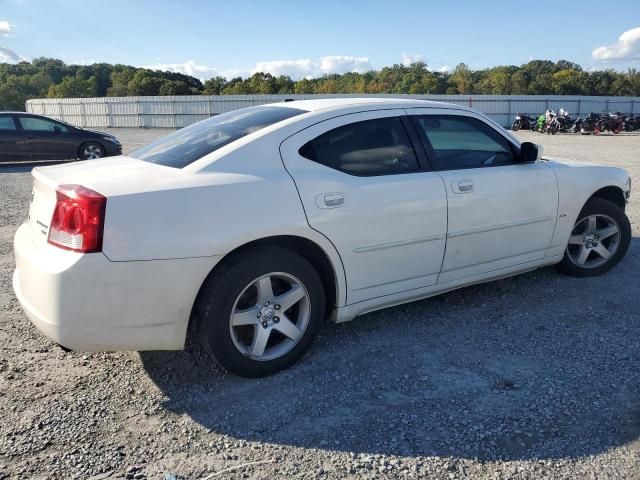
79;142;105;160
196;246;325;377
557;198;631;277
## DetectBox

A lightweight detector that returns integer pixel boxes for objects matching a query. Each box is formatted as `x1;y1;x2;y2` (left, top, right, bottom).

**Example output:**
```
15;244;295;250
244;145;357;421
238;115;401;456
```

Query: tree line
1;57;639;111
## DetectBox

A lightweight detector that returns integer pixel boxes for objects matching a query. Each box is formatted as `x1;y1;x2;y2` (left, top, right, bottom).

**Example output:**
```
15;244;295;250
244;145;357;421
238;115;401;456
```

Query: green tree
158;80;192;95
448;63;473;94
203;76;227;95
552;69;585;95
47;76;98;98
2;57;639;112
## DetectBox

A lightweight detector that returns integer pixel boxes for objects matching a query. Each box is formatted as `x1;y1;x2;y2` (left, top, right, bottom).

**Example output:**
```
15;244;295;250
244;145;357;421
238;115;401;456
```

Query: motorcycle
570;115;583;133
595;113;625;134
580;113;601;135
545;110;557;134
548;109;575;134
511;113;535;131
623;114;640;132
555;108;575;132
535;113;547;132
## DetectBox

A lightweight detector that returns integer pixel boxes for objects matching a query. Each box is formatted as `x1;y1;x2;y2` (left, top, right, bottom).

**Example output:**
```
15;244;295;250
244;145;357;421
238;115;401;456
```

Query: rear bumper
13;223;218;351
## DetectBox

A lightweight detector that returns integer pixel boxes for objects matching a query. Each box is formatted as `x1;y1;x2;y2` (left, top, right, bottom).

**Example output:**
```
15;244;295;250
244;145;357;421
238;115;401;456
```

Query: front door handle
452;180;474;194
316;192;346;209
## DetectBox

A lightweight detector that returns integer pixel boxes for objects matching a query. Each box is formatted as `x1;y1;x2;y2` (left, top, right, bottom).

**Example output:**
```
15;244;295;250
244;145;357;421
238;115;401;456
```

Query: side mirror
520;142;541;163
53;125;62;134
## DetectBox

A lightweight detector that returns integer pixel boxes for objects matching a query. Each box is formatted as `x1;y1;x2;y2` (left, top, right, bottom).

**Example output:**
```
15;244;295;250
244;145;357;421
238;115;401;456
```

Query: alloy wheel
83;144;103;159
229;272;311;361
566;214;621;269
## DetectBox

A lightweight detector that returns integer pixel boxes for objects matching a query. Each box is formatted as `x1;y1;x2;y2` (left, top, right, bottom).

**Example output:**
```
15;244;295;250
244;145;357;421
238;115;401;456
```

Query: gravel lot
1;129;639;479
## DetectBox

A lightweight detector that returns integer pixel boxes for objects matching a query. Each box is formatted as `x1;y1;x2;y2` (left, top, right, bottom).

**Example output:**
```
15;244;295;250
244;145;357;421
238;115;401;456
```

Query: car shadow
140;238;640;461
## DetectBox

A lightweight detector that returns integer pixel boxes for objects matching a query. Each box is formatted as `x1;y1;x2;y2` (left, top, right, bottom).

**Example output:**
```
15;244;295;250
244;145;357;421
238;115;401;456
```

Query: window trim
408;113;523;172
297;115;425;178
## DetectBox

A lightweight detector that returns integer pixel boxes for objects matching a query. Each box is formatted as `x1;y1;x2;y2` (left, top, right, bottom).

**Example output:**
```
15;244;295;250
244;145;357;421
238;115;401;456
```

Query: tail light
48;184;106;253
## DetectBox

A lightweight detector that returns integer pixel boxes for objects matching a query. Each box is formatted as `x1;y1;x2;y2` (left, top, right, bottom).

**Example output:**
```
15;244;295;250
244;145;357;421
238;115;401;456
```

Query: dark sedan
0;112;122;162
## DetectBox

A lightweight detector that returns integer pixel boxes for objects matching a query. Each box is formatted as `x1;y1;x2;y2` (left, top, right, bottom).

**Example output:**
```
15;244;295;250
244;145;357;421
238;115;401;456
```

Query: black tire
196;246;325;377
511;121;520;131
79;141;105;160
557;198;631;277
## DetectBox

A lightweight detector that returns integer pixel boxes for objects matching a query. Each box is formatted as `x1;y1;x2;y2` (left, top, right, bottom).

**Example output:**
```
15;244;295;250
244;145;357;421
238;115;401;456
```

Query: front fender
545;159;630;257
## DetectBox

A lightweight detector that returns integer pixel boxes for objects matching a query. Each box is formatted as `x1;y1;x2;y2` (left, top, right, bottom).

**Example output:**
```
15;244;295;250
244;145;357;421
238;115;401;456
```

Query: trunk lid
26;156;184;248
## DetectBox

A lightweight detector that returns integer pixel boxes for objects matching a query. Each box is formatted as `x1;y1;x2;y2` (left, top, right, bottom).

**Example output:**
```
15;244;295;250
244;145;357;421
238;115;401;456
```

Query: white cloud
592;26;640;61
438;65;451;73
143;60;218;77
144;55;373;81
253;59;314;78
142;60;251;81
318;55;372;74
253;56;371;78
401;52;423;66
0;46;26;63
0;20;11;37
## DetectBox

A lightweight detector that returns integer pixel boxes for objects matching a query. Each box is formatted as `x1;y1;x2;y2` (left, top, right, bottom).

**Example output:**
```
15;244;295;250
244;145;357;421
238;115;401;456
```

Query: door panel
405;108;558;283
280;110;448;304
18;116;76;160
437;164;558;283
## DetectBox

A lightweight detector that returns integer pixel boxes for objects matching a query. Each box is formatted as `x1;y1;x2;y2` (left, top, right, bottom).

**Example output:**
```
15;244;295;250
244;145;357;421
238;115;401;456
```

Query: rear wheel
196;247;325;377
79;142;104;160
557;198;630;277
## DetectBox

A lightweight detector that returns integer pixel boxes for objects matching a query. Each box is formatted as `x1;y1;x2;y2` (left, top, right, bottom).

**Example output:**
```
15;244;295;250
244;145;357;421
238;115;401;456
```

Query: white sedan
13;98;631;377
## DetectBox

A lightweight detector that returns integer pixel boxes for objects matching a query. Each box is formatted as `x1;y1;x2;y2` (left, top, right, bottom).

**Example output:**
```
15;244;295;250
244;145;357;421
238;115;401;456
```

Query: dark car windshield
130;105;307;168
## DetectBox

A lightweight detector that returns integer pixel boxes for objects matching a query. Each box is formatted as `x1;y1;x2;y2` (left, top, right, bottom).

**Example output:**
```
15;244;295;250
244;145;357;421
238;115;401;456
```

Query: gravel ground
0;129;639;479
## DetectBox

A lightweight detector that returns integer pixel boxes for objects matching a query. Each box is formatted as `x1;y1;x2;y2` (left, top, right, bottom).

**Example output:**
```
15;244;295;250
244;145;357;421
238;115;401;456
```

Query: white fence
26;94;640;129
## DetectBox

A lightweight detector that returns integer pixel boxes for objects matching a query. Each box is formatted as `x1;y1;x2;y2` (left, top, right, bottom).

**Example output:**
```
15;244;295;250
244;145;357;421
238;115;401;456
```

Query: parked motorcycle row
511;110;640;135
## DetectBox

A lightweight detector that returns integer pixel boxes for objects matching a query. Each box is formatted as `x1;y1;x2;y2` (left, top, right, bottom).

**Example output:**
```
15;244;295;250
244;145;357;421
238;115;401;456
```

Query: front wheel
511;121;520;131
557;198;630;277
196;246;325;377
79;142;105;160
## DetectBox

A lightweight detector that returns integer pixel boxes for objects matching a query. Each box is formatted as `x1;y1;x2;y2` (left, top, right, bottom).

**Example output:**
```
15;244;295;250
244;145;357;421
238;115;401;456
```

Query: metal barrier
26;94;640;129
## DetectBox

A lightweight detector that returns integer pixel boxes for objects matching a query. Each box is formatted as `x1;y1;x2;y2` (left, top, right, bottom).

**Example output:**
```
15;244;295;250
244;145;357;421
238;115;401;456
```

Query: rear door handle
316;192;346;209
452;180;474;194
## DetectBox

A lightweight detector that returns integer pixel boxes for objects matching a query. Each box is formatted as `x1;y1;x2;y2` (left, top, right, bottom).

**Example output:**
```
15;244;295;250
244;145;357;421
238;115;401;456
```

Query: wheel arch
587;185;626;211
189;234;346;335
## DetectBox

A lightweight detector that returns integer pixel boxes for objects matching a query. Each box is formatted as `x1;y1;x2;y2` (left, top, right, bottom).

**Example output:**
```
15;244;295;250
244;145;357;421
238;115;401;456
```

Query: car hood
81;128;113;137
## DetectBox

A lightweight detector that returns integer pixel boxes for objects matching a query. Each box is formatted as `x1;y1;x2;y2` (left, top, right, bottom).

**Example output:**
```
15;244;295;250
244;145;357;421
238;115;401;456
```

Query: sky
1;0;639;80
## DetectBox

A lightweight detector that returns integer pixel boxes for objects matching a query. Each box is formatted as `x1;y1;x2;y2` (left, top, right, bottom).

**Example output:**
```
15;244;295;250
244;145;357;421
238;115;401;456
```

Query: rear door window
0;116;17;130
299;117;419;176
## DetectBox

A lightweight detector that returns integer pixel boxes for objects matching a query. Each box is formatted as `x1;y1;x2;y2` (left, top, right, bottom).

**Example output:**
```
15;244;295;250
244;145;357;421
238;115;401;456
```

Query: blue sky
1;0;639;79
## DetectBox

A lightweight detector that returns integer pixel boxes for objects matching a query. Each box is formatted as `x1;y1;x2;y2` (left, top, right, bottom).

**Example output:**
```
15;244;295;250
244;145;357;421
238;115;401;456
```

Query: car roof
272;97;468;113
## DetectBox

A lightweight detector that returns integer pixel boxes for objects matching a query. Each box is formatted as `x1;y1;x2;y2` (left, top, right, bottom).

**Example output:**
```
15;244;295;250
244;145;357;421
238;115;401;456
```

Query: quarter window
0;116;16;130
18;117;68;133
299;117;419;176
413;115;515;170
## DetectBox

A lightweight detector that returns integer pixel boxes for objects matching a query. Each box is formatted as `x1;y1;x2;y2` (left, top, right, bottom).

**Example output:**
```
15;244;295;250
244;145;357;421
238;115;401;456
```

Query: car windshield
130;105;307;168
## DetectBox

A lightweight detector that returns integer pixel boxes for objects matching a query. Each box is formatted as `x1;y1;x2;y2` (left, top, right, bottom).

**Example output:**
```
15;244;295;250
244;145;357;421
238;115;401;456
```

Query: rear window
130;106;307;168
